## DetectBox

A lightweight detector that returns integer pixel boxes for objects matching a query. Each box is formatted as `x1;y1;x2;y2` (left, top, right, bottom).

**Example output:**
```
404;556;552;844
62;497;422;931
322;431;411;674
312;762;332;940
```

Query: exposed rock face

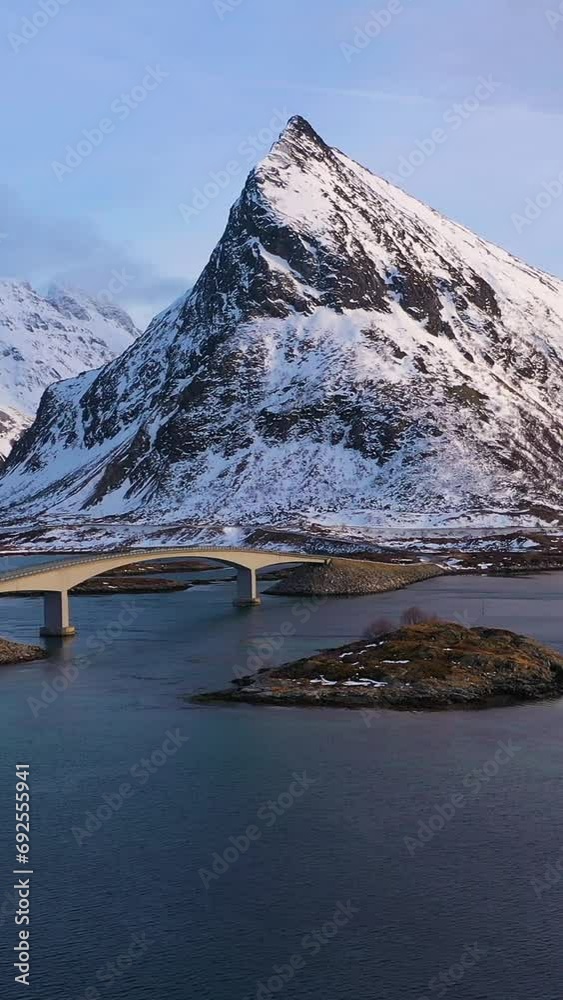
195;623;563;710
2;116;563;526
0;280;139;459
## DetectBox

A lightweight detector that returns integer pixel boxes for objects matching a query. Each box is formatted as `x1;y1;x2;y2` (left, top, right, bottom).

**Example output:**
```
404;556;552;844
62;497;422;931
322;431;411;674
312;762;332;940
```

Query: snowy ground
0;516;561;558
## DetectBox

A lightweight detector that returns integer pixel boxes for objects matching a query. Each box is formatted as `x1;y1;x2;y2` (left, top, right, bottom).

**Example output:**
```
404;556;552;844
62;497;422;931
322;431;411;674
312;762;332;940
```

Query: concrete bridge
0;547;329;637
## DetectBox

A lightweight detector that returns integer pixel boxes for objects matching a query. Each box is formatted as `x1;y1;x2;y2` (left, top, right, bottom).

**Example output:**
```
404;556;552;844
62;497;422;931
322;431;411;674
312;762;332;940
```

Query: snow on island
193;622;563;711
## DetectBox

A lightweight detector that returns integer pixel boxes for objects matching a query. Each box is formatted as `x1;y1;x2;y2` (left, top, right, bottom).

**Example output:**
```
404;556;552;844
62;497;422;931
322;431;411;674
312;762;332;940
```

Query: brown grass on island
363;606;441;638
195;610;563;711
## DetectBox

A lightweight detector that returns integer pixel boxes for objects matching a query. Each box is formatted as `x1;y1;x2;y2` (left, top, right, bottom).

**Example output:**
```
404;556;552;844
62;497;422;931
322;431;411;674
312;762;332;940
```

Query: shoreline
0;576;193;598
72;575;191;595
192;688;563;713
0;637;47;666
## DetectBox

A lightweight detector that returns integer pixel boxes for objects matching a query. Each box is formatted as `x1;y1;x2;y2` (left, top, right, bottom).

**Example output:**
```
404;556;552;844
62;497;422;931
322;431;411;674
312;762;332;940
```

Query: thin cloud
0;186;186;328
256;80;432;107
302;86;431;106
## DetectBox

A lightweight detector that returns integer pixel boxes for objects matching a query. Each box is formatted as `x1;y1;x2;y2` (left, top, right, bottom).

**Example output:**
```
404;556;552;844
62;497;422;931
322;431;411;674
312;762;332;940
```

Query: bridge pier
40;591;76;638
233;567;261;607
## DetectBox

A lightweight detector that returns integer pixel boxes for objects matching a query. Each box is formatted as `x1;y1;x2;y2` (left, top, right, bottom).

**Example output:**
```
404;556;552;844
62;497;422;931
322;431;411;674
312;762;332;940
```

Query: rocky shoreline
72;575;191;595
194;622;563;711
266;558;442;596
105;559;223;575
0;637;46;665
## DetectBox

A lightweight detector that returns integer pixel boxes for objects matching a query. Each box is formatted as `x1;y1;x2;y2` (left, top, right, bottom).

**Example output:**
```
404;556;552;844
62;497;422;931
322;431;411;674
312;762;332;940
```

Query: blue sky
1;0;562;326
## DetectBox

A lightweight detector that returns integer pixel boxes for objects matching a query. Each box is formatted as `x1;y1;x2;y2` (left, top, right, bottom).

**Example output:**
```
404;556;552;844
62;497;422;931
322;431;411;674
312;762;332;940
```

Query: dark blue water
0;565;563;999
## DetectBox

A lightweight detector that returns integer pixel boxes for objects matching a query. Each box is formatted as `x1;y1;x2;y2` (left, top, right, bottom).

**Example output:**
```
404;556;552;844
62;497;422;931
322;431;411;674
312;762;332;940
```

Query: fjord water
1;564;563;999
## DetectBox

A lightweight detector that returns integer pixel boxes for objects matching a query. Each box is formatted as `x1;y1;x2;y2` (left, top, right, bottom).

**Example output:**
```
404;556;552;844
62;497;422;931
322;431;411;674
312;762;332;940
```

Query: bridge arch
0;547;329;636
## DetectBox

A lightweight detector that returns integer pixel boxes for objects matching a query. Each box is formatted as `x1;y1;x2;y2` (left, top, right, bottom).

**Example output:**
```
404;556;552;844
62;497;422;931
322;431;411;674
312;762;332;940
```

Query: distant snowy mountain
2;116;563;527
0;280;139;458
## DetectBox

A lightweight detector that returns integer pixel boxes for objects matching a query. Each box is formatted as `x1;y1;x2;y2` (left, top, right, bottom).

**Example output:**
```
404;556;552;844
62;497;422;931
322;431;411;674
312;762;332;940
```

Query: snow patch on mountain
0;279;139;457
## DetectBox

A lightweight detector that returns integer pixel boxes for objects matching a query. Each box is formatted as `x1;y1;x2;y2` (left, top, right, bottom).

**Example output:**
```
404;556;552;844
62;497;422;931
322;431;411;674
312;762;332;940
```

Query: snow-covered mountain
0;280;139;459
2;116;563;528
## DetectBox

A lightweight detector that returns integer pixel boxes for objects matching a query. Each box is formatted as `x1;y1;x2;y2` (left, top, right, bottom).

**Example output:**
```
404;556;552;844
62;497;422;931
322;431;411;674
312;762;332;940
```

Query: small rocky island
196;622;563;711
0;636;46;665
72;575;190;595
266;558;441;596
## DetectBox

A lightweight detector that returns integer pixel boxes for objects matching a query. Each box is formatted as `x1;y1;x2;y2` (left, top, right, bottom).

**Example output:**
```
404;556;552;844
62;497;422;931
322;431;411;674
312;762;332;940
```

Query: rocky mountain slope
1;116;563;527
0;280;139;459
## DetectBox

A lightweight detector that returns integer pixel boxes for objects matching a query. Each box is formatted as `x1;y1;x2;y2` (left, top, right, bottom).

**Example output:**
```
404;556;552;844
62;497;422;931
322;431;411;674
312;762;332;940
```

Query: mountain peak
260;115;333;175
279;115;327;144
2;123;563;527
0;277;139;460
